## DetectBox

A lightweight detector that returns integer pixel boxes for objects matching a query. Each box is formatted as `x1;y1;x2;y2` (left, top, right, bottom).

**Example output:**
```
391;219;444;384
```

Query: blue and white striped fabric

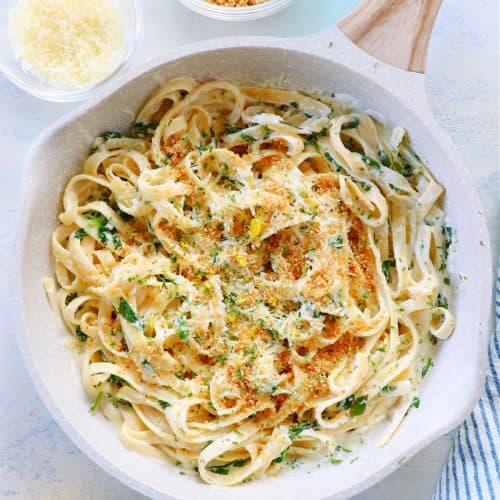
433;261;500;499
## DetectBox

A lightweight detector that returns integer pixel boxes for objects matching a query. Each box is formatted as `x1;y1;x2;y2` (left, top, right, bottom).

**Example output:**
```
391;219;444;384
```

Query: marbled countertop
0;0;498;498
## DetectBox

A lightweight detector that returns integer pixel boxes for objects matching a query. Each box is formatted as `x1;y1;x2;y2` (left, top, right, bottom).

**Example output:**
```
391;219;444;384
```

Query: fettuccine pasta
45;77;454;485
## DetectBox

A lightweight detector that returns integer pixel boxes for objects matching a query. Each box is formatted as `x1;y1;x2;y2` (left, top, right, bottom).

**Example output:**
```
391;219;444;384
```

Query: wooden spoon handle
338;0;442;73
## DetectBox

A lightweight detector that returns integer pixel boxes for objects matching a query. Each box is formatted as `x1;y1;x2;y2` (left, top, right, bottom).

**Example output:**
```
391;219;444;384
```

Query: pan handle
337;0;442;73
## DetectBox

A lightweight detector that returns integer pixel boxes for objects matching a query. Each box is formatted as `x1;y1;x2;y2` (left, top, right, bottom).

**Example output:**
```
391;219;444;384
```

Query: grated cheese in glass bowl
0;0;142;102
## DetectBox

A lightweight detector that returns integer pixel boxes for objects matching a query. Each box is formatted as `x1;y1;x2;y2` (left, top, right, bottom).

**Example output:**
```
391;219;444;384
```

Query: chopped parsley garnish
379;148;390;167
207;458;250;475
382;259;395;282
221;174;244;189
244;344;258;360
442;226;453;257
74;228;88;239
300;206;318;219
330;235;343;249
272;447;290;464
324;151;334;163
421;358;433;378
382;385;397;393
195;143;209;153
159;275;177;289
240;133;257;143
436;294;449;309
98;349;108;362
158;400;171;409
132;122;158;136
109;374;127;386
209;248;219;262
349;395;368;416
102;131;122;139
142;359;155;374
224;124;245;135
262;124;272;140
112;234;122;249
409;149;422;162
306;127;328;147
117;297;143;329
96;221;111;244
289;101;299;109
173;316;189;342
439;226;453;272
75;326;88;342
336;394;355;410
357;180;372;192
323;151;346;173
411;397;420;408
112;397;131;408
394;156;413;177
336;445;352;453
359;154;381;172
90;391;104;412
329;457;343;465
289;420;319;440
112;203;133;222
86;212;116;246
337;394;367;416
216;353;228;366
341;116;360;130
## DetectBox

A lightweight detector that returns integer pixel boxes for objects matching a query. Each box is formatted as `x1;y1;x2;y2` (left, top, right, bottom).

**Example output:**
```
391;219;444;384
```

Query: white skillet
15;1;492;499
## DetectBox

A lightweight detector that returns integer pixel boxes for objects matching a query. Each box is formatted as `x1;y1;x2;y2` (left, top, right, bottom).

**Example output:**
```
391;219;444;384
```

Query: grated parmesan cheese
9;0;126;89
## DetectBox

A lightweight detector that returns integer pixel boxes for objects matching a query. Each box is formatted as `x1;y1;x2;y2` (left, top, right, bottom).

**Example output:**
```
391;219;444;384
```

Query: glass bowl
0;0;143;102
177;0;294;21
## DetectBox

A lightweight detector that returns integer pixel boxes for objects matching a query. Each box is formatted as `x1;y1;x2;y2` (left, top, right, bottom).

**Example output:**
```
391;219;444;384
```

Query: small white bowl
177;0;294;21
0;0;143;102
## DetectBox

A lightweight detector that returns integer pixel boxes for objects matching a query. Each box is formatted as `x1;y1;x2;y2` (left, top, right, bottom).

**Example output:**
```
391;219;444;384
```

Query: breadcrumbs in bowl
205;0;269;6
177;0;293;21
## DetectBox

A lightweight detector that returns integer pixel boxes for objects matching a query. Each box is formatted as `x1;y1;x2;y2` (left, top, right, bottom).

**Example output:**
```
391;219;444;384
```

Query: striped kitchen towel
433;261;500;499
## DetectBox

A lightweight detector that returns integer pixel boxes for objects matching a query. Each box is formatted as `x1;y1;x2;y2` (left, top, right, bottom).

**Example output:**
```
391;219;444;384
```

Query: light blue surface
433;265;499;500
0;0;498;498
